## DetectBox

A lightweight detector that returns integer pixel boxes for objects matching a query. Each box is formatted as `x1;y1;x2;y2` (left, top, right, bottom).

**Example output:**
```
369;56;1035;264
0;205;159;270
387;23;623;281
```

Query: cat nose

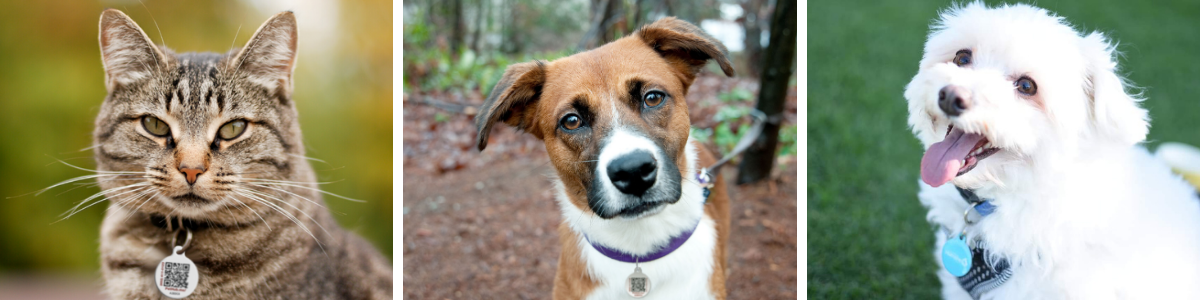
179;165;205;185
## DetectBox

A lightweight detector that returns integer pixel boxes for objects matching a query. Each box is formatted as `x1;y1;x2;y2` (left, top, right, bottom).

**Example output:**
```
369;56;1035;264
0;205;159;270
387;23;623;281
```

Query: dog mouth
614;200;669;218
920;125;1001;187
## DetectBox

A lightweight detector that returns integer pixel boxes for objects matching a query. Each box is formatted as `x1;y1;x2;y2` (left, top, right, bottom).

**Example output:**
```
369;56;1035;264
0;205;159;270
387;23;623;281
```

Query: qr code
162;262;190;289
631;277;646;292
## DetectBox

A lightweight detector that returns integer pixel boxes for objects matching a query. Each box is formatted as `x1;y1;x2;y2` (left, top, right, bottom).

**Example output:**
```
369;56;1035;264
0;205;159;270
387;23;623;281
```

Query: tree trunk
736;0;795;184
577;0;624;50
450;0;465;54
741;0;764;78
470;0;485;53
502;0;522;54
631;0;643;33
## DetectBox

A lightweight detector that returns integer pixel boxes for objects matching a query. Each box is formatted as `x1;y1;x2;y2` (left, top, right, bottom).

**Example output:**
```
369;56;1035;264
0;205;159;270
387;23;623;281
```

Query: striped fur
94;9;391;299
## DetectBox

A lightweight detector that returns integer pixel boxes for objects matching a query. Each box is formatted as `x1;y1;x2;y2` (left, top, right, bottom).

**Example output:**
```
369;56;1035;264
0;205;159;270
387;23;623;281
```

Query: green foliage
690;127;712;144
717;87;754;103
712;105;751;123
713;122;750;154
810;0;1200;298
403;41;571;95
403;0;586;96
778;124;797;158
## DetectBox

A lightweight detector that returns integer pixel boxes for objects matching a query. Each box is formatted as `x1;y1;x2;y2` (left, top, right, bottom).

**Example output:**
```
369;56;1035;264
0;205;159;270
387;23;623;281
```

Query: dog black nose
938;85;971;116
607;151;657;196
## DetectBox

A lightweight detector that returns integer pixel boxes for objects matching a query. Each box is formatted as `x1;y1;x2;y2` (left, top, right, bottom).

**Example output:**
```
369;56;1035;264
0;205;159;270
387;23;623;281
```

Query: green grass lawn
807;0;1200;298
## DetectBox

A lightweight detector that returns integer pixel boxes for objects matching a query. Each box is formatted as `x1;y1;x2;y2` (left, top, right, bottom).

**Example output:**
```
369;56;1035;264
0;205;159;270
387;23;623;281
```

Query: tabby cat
92;9;391;299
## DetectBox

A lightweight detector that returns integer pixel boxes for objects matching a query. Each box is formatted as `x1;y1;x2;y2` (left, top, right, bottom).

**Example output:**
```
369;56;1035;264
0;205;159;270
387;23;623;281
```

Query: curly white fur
905;2;1200;299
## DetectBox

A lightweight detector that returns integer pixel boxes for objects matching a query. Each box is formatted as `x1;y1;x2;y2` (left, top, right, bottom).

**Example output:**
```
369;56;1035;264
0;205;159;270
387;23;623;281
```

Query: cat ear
474;61;547;151
231;11;298;98
98;9;167;91
636;17;735;86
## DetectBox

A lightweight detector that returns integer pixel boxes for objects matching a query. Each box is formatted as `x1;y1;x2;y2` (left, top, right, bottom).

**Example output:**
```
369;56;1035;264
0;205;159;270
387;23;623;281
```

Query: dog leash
695;109;771;201
944;187;1013;299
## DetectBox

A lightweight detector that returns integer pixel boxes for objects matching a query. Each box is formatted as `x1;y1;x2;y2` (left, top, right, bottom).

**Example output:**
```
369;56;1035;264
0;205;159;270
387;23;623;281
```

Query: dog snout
607;151;657;196
938;85;972;116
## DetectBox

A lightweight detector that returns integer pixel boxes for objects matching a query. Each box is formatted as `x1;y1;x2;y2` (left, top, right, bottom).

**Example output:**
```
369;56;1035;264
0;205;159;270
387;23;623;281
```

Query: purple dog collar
584;220;700;263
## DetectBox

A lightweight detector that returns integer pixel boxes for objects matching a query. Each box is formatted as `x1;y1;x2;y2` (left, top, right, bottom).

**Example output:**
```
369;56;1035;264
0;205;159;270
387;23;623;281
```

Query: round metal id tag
155;246;199;298
625;266;651;298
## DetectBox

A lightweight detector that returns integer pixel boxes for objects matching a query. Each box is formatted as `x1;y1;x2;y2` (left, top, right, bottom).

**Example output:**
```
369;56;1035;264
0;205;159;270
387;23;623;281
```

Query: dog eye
1015;77;1038;95
953;50;972;66
560;114;584;131
142;116;171;137
643;91;666;108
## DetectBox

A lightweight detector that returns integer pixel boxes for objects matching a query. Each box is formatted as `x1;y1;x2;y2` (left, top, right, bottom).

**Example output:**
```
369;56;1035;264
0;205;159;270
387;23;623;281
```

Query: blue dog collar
957;187;995;216
947;187;1012;299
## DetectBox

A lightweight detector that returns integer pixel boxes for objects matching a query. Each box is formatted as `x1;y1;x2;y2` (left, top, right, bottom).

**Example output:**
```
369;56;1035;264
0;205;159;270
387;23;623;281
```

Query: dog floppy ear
475;61;547;151
1081;32;1149;146
637;17;735;85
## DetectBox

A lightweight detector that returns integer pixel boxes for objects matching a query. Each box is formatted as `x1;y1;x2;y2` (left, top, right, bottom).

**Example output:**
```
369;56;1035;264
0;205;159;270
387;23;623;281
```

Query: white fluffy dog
904;2;1200;299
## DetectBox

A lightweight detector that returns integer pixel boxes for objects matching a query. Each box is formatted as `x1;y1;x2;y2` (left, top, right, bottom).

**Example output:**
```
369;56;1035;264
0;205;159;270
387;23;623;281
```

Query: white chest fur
577;217;717;300
552;139;717;299
920;147;1200;299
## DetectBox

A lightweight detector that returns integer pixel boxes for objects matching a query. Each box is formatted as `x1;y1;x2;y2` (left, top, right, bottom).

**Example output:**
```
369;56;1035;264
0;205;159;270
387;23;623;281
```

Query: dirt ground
402;157;797;299
401;74;798;299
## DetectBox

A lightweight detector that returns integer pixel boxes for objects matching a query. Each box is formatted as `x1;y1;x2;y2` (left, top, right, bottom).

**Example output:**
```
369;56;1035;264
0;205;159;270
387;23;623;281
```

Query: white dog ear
1081;32;1149;145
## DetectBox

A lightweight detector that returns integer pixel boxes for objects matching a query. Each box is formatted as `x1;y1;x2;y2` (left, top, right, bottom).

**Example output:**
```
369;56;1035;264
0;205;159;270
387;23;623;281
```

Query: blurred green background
0;0;392;274
808;0;1200;298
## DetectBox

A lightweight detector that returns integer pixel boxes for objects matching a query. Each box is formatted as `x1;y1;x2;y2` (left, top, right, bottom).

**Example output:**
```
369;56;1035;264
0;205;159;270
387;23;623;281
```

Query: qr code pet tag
155;246;199;298
625;266;651;298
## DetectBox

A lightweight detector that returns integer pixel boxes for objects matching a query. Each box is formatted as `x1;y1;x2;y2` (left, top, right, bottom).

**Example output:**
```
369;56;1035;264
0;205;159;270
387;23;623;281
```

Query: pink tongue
920;128;986;187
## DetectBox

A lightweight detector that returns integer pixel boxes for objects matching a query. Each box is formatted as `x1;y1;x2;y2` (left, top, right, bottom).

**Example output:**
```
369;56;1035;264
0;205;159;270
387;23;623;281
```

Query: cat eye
953;49;972;66
643;91;667;108
1015;76;1038;96
218;120;247;140
560;114;583;131
142;116;170;137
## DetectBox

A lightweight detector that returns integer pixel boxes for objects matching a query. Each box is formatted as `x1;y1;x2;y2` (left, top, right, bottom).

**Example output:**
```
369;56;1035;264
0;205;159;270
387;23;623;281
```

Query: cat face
94;9;306;222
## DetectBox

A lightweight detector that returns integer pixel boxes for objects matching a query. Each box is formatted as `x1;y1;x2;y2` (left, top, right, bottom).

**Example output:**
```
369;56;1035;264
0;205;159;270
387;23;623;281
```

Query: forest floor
402;73;798;299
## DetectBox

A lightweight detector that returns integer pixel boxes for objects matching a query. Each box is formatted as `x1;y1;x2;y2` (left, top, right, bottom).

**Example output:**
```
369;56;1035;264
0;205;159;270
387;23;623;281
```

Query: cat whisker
59;183;150;217
53;180;111;197
224;194;271;231
240;188;332;238
135;0;167;49
240;183;327;209
56;183;151;223
26;173;144;199
240;181;364;203
50;159;146;174
124;191;162;222
233;190;327;254
224;24;242;74
226;171;276;176
115;189;161;222
241;178;343;185
288;154;329;165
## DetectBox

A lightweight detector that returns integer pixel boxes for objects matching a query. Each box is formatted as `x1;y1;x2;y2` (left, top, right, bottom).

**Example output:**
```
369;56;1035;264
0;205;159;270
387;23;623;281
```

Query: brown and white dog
475;17;733;300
